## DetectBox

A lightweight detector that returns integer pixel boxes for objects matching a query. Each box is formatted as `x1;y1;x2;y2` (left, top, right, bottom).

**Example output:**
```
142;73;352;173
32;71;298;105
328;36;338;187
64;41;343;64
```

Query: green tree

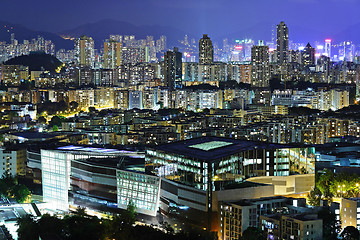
13;184;30;203
49;116;62;127
307;187;321;206
38;214;64;239
318;208;341;240
69;101;79;110
317;169;335;200
63;215;105;240
240;227;266;240
16;215;39;240
74;206;87;217
0;173;31;203
37;116;47;124
52;125;59;132
341;226;360;240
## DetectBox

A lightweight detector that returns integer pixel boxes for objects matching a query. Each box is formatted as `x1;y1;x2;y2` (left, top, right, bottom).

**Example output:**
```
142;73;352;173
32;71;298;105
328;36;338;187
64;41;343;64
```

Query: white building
117;169;160;216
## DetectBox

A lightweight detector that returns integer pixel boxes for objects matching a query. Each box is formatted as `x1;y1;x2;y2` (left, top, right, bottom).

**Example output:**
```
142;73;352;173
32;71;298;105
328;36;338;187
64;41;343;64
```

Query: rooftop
153;136;301;162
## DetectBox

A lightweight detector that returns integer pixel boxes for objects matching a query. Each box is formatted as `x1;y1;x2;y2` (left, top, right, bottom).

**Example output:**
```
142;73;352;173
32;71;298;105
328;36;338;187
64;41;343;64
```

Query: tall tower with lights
276;21;289;64
325;39;332;59
199;34;214;64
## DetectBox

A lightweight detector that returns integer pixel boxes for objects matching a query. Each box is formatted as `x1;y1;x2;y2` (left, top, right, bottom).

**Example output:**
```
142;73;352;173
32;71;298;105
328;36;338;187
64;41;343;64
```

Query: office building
146;137;316;230
199;34;214;64
325;39;332;59
117;170;160;216
302;43;316;66
251;44;270;87
277;21;289;64
164;47;182;89
41;145;144;211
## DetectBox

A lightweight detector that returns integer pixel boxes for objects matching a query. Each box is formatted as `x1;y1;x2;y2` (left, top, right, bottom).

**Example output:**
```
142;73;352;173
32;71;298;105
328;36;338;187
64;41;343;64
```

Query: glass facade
117;170;160;216
146;146;315;189
41;150;72;211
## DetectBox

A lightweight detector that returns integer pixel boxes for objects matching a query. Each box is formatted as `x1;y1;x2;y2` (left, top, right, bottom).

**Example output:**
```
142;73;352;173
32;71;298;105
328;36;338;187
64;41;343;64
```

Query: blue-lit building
145;136;316;230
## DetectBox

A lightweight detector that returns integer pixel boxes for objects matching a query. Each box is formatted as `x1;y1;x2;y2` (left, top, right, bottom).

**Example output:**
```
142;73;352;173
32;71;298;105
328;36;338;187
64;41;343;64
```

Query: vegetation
4;52;63;72
308;169;360;204
0;173;31;203
37;100;68;115
307;187;321;206
17;204;218;240
318;208;341;240
340;226;360;240
240;227;266;240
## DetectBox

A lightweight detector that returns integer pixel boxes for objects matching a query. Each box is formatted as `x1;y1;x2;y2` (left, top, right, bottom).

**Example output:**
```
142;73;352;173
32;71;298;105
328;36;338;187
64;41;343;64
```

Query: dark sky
2;0;360;37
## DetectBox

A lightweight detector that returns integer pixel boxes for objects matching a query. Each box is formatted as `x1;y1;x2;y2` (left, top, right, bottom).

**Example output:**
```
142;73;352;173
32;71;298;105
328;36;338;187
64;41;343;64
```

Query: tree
341;226;360;240
307;187;321;206
13;184;31;203
52;125;59;132
318;208;341;240
17;215;39;240
38;214;64;239
0;173;31;203
74;206;87;217
240;227;266;240
37;116;47;124
69;101;79;110
317;169;335;200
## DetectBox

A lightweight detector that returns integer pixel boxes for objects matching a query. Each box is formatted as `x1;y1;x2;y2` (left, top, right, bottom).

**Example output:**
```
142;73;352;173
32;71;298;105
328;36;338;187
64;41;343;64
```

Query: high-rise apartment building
103;39;122;69
251;43;270;87
199;34;214;64
164;47;182;89
302;43;316;65
277;21;289;64
75;35;95;67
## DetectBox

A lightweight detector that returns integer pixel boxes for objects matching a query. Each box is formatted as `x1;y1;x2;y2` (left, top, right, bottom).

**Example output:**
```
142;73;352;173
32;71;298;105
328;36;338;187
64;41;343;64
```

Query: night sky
2;0;360;38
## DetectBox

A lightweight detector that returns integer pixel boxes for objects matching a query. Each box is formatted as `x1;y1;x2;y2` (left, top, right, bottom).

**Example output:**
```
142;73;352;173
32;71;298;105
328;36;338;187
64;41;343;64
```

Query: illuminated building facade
276;21;289;64
146;137;315;229
325;39;332;59
199;34;214;64
117;169;160;216
251;45;270;87
41;145;144;211
103;39;122;69
75;36;95;67
0;65;29;86
164;47;182;89
302;43;316;66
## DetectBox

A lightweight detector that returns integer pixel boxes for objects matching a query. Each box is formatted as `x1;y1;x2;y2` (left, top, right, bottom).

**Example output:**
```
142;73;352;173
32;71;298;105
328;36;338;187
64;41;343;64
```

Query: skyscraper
103;39;122;69
164;47;182;89
277;21;289;64
199;34;214;64
251;43;270;87
75;35;95;67
325;39;332;59
302;43;315;65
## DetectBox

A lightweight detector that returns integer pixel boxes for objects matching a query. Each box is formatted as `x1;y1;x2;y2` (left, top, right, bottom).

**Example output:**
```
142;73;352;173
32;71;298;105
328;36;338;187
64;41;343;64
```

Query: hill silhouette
4;52;63;72
0;20;73;49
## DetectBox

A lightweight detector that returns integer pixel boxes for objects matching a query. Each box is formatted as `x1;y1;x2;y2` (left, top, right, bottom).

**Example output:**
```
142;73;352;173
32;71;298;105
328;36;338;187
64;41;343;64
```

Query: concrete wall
246;174;315;195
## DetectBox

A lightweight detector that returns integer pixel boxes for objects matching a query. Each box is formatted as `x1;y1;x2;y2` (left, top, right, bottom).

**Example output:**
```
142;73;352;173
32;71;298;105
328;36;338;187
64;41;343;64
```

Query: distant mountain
0;20;74;49
4;52;63;72
58;19;192;49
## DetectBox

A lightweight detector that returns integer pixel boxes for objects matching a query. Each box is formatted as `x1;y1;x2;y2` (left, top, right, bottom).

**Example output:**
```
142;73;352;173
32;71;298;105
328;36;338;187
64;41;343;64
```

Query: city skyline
1;0;360;43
